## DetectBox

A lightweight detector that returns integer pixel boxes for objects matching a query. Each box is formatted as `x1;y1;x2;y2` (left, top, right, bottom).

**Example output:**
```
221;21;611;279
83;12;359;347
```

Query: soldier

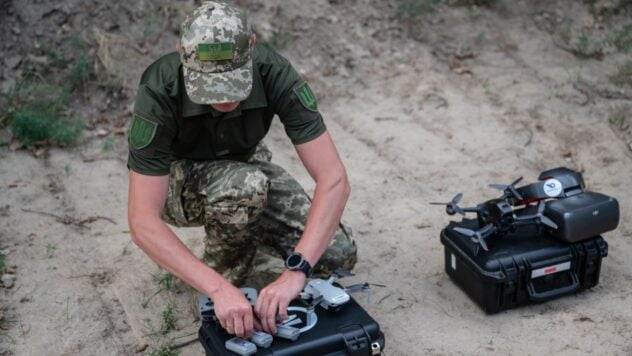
127;1;357;339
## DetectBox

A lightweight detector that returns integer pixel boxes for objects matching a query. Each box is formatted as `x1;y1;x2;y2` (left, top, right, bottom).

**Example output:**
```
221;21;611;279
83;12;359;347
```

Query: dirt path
1;0;632;355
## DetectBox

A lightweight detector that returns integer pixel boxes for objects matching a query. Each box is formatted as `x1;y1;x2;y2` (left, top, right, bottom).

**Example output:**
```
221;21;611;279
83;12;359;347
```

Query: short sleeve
127;84;177;175
258;46;326;144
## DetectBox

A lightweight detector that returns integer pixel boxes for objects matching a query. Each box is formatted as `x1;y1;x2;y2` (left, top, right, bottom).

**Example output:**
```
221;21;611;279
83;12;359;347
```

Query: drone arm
512;219;539;227
461;207;481;213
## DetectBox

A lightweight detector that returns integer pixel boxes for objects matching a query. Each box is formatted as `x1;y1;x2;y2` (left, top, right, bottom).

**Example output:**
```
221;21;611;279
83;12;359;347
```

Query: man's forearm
130;217;228;298
293;173;350;266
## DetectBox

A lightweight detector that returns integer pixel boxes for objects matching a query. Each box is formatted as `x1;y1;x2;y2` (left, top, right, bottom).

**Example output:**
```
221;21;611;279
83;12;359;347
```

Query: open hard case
198;295;385;356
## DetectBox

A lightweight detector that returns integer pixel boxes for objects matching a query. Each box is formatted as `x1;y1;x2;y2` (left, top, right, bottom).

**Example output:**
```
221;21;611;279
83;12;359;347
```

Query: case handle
526;269;579;302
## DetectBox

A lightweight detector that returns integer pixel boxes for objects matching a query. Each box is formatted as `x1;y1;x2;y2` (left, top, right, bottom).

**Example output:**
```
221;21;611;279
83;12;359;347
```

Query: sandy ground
1;0;632;355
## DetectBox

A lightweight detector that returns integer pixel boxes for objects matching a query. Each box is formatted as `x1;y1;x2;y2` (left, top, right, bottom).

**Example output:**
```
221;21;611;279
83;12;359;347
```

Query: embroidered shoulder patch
293;82;318;112
129;114;157;150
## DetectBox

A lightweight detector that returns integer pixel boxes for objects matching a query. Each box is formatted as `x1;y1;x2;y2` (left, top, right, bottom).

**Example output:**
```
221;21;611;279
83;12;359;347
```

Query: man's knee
203;167;270;228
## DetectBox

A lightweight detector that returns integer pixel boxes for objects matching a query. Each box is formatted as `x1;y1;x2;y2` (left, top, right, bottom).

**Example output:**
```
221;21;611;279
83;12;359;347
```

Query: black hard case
545;191;619;243
440;220;608;314
199;296;385;356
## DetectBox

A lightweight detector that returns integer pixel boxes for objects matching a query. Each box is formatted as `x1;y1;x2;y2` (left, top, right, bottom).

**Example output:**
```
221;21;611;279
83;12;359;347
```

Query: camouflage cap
180;1;253;104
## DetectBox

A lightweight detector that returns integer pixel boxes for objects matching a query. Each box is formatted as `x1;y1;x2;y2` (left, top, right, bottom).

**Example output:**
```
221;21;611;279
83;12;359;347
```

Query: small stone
135;344;149;353
5;55;21;69
2;274;16;288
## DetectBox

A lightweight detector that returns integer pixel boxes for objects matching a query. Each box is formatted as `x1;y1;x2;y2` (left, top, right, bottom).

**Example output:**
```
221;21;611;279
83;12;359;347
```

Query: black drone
430;167;585;251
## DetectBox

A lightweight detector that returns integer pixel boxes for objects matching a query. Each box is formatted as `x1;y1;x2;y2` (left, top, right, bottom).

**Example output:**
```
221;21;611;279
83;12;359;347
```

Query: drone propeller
332;269;355;278
515;201;558;229
345;282;386;293
489;176;524;201
345;282;386;304
453;224;496;251
430;193;465;216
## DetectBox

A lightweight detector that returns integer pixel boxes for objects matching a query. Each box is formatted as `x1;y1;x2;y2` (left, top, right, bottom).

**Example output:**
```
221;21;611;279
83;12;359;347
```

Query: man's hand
254;270;306;334
212;283;256;338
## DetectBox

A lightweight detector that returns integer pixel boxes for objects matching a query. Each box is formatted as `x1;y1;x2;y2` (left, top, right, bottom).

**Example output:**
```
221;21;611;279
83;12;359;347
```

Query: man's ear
176;41;182;54
251;33;257;46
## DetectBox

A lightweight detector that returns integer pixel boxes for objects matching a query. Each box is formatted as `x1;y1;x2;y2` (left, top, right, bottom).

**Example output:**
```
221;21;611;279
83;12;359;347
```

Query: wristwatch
285;252;313;278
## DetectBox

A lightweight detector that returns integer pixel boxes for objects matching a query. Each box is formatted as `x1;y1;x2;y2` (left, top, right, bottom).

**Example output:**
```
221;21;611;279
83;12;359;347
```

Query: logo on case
543;178;562;197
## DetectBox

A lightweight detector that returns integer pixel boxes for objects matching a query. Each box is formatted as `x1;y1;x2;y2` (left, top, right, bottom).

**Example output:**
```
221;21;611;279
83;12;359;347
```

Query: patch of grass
449;0;498;6
68;54;90;91
474;31;486;45
143;18;155;38
102;136;115;152
572;31;605;59
610;60;632;87
142;272;175;308
1;38;91;148
149;345;179;356
144;318;180;356
608;105;630;130
34;41;64;67
612;24;632;53
396;0;443;22
160;302;177;334
45;243;57;257
11;108;83;147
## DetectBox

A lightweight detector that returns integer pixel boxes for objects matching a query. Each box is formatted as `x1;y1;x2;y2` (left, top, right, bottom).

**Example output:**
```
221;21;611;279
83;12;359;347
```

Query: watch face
286;253;303;268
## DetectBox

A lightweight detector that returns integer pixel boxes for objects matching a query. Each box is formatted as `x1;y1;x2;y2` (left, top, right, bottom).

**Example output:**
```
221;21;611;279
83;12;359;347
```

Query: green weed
144;318;180;356
449;0;498;6
571;31;605;59
1;38;90;148
46;243;57;257
34;41;64;67
612;24;632;53
143;18;155;38
68;54;90;90
396;0;443;21
11;109;83;146
609;60;632;87
608;106;629;130
142;272;175;308
102;136;115;152
160;302;177;334
148;345;179;356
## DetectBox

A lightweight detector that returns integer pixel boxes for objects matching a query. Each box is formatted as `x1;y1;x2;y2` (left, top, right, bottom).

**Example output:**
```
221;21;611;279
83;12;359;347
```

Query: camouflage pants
162;143;357;285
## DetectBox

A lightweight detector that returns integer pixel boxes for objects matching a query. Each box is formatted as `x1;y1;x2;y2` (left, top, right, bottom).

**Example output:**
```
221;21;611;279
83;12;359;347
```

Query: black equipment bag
198;296;385;356
440;219;608;314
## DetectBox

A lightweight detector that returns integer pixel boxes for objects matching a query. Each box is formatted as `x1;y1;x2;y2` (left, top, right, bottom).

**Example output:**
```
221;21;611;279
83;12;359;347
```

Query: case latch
340;324;371;356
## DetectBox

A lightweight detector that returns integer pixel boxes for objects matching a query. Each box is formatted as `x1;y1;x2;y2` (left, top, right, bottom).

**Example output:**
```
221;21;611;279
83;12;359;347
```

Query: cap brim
183;59;253;104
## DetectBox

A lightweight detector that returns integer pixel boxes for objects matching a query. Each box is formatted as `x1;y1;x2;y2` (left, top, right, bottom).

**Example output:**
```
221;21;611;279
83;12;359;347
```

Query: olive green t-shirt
127;44;326;176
